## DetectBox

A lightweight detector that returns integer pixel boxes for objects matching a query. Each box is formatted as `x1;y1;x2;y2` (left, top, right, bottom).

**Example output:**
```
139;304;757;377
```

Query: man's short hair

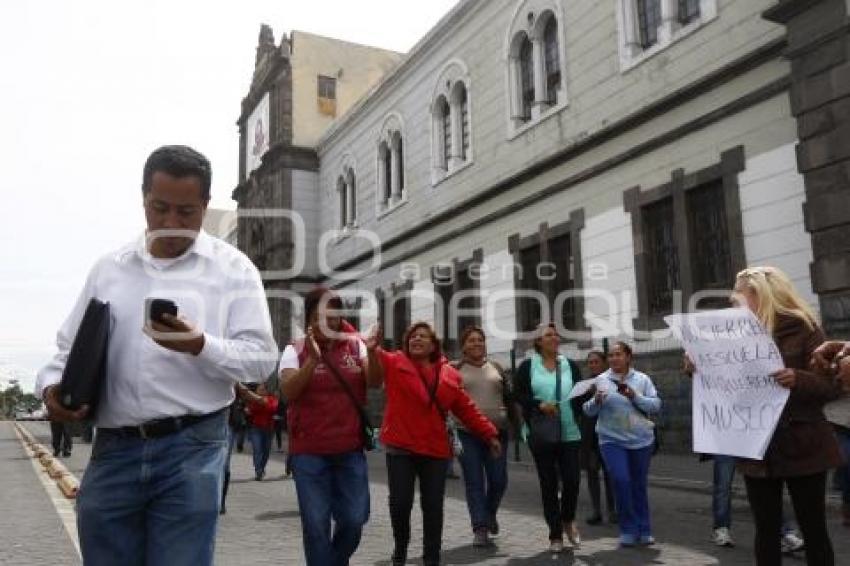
142;145;212;200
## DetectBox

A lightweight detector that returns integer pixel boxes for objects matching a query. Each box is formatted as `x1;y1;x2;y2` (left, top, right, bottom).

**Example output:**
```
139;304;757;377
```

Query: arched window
637;0;662;49
519;34;534;121
616;1;716;70
378;141;391;205
346;167;357;225
456;84;470;161
431;60;473;183
394;134;404;192
377;113;406;212
437;96;451;169
506;2;569;132
337;176;347;228
543;15;560;106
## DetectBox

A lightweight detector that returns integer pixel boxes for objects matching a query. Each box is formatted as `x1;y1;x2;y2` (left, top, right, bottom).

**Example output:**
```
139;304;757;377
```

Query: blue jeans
600;443;654;542
291;452;370;566
457;429;508;530
77;412;227;566
713;455;736;529
248;426;272;477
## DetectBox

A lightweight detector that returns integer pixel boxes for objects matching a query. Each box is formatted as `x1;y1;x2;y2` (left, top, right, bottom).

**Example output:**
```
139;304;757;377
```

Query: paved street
5;420;850;565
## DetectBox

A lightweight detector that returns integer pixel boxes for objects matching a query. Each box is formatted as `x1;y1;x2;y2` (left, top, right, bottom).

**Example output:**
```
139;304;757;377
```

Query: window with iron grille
543;17;561;106
456;267;480;347
435;277;453;351
440;99;452;168
519;36;535;120
642;197;680;315
391;292;410;349
678;0;701;25
459;87;470;161
637;0;662;49
517;245;543;332
548;233;576;330
688;181;731;309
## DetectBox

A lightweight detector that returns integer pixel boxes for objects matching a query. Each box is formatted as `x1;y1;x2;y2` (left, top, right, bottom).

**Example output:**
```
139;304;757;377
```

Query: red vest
287;337;366;455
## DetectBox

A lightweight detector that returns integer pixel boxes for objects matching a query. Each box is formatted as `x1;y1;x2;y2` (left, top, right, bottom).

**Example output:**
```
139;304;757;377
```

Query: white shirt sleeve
279;345;300;370
194;261;279;383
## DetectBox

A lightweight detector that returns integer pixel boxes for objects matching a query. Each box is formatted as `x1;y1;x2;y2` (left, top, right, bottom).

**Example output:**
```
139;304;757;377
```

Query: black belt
100;408;225;440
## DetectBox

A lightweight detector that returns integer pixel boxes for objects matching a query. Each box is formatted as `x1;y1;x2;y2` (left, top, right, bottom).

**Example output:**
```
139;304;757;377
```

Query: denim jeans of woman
457;429;508;531
291;451;370;566
248;426;272;478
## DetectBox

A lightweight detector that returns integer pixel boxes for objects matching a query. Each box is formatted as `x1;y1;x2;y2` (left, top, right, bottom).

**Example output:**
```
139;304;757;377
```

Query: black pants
584;447;616;518
744;472;834;566
386;453;449;566
50;421;72;455
530;441;581;540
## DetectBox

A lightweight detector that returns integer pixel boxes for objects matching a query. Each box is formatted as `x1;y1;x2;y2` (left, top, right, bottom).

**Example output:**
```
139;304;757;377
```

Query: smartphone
146;298;178;325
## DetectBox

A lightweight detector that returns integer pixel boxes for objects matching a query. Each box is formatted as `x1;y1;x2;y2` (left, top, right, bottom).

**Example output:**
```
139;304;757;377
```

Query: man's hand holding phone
144;299;205;356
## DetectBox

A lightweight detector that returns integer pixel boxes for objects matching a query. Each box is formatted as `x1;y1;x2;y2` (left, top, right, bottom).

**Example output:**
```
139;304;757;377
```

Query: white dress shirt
36;230;279;427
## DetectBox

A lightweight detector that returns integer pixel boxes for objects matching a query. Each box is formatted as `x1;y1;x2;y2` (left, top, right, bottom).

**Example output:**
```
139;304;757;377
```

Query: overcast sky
0;0;459;390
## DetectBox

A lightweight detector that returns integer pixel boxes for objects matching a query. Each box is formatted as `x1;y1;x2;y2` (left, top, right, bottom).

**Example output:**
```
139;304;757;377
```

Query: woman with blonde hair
731;266;843;566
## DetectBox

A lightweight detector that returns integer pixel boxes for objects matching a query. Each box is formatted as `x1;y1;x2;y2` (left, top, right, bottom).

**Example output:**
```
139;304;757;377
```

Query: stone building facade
234;1;850;449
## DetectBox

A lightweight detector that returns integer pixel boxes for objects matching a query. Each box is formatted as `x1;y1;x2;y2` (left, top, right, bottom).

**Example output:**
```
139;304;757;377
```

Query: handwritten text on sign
665;308;788;460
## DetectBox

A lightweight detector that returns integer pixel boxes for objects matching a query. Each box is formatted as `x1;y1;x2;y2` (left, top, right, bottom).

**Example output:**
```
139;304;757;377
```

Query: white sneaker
781;532;804;554
548;539;563;554
712;527;734;547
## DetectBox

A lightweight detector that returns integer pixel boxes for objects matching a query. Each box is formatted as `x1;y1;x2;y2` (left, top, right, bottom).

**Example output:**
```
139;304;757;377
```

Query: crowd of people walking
34;147;849;566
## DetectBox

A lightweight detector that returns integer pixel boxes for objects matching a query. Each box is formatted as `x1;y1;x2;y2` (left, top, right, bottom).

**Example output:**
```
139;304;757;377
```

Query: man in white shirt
36;145;278;566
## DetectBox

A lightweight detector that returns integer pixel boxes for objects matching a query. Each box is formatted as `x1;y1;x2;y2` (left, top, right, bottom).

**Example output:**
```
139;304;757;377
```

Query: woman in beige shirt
453;326;512;548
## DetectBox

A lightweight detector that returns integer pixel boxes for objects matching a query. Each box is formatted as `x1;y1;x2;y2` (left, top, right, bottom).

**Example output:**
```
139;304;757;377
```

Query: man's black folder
59;298;110;416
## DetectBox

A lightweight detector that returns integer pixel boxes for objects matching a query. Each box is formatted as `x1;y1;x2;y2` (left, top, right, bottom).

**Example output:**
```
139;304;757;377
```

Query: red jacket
379;349;497;459
248;395;278;431
287;337;367;455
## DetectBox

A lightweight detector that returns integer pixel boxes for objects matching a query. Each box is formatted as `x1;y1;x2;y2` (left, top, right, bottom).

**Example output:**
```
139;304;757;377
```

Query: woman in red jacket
366;321;501;566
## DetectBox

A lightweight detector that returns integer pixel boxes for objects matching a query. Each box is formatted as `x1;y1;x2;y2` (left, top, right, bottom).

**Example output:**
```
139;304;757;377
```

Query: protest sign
664;308;787;459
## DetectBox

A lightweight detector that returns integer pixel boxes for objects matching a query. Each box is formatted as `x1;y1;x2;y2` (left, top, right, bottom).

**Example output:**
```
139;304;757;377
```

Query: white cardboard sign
664;308;788;460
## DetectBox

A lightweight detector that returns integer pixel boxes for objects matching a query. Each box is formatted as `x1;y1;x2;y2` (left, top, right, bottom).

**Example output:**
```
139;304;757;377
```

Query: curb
14;422;79;499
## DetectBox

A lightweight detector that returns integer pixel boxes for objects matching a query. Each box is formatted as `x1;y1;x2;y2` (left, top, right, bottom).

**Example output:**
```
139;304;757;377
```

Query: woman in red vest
366;321;501;566
279;288;379;566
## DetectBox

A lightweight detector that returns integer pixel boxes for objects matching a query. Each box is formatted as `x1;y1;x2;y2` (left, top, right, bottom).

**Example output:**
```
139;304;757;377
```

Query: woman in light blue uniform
583;341;661;547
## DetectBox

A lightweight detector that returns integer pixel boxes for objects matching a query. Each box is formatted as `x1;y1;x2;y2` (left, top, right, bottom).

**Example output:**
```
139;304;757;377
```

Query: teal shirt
530;353;581;442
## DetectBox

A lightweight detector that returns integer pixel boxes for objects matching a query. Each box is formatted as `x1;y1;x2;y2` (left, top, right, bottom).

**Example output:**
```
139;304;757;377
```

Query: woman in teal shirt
515;323;583;554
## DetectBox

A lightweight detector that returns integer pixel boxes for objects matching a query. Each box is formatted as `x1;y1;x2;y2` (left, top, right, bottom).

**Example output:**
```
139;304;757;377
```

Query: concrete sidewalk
0;421;80;566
